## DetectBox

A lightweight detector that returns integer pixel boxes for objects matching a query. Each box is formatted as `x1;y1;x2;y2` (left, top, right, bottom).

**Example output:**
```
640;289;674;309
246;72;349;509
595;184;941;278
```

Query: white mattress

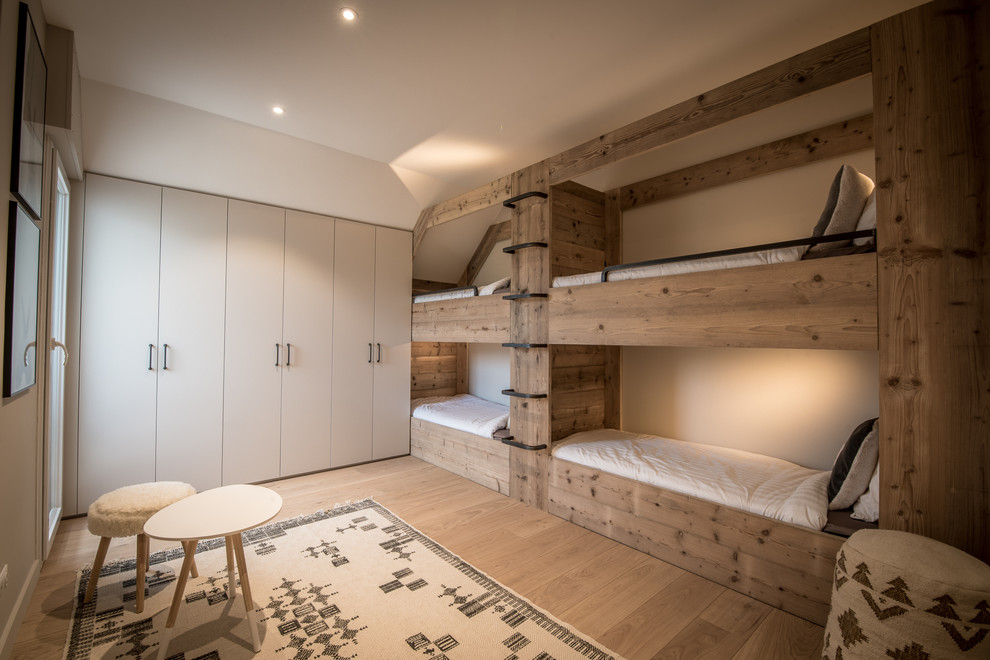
412;394;509;439
413;277;510;302
552;428;829;530
551;246;806;288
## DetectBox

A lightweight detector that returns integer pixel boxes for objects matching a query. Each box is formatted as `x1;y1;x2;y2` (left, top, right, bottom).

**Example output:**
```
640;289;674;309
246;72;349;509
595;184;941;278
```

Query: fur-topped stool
85;481;198;613
823;529;990;658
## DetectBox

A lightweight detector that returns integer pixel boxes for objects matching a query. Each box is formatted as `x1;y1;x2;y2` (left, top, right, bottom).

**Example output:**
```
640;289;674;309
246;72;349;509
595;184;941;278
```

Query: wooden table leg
136;533;149;613
231;534;262;652
160;539;199;657
225;537;236;601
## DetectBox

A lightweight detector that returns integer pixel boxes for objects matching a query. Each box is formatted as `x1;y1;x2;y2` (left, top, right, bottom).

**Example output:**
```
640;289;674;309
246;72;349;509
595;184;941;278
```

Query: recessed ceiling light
273;106;285;115
340;7;357;21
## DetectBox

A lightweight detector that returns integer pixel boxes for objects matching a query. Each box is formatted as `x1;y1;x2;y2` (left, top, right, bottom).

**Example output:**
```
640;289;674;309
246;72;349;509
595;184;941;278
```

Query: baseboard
0;558;42;660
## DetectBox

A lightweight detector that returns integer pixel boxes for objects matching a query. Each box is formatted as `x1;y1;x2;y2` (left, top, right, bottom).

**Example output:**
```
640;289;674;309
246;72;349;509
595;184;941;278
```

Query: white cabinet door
330;220;376;467
156;188;227;491
223;200;284;484
78;175;161;509
280;210;334;476
372;227;412;460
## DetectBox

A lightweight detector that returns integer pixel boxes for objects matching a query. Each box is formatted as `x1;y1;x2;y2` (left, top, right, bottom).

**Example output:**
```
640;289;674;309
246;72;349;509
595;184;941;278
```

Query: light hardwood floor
12;456;825;658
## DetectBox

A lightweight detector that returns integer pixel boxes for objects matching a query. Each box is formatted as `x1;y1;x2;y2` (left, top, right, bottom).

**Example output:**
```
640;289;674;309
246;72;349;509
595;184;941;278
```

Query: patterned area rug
66;499;620;659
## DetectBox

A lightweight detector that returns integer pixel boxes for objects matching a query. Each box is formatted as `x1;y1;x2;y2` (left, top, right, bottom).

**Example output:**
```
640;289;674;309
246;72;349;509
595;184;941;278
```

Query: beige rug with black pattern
65;499;621;659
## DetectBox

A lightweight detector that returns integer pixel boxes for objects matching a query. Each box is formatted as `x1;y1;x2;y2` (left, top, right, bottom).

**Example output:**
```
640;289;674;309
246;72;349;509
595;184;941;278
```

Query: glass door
43;149;70;558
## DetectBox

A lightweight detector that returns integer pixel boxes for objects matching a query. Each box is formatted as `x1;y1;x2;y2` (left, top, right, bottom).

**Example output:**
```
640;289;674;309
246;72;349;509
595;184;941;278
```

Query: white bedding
552;428;829;529
413;277;511;303
551;246;806;288
412;394;509;439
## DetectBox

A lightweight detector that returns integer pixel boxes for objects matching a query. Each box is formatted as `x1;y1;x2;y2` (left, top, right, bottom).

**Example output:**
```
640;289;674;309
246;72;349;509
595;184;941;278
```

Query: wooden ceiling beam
547;28;872;184
617;113;874;211
457;220;511;287
412;175;513;256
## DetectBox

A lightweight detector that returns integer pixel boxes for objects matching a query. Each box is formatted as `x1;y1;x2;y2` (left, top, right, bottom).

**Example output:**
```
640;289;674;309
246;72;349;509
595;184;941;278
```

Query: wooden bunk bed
409;342;513;494
409;0;988;628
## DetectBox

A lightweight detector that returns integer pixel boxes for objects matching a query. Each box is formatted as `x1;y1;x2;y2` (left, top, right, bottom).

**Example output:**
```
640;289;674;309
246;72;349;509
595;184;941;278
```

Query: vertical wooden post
508;162;551;509
872;0;989;561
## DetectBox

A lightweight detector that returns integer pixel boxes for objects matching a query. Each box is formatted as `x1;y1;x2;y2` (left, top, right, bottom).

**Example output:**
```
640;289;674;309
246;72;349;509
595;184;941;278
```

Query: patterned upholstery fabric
823;529;990;659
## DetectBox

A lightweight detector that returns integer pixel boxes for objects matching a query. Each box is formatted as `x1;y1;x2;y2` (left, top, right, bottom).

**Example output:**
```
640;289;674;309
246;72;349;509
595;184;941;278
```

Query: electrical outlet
0;564;8;593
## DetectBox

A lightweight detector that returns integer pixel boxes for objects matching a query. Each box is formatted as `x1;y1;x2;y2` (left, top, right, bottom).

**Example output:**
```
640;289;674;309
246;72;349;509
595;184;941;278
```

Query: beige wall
620;152;879;470
0;1;47;656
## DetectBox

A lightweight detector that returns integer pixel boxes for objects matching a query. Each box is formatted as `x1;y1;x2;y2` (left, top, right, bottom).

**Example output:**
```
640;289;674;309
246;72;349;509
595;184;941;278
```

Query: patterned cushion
823;529;990;658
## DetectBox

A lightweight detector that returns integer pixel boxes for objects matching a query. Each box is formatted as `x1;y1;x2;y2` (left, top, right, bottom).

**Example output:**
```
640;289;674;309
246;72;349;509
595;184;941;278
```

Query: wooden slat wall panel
617;114;874;211
551;345;608;443
549;254;878;350
872;0;989;561
547;29;871;184
411;295;511;343
550;182;608;280
410;418;511;495
548;459;844;626
410;342;459;399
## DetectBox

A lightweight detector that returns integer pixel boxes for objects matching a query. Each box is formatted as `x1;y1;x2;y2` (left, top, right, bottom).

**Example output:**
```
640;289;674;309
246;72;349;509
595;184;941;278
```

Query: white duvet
412;394;509;439
552;428;829;529
413;277;511;303
551;246;805;288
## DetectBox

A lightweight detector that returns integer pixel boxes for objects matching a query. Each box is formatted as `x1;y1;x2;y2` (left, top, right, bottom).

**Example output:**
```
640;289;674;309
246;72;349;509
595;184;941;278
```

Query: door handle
163;343;170;370
368;343;373;364
275;343;281;366
148;343;154;371
50;338;68;366
286;343;291;367
377;342;382;364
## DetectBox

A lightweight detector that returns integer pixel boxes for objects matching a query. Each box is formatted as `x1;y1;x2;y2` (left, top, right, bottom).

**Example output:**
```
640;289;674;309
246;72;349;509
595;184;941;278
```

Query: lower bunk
409;394;512;496
546;426;879;626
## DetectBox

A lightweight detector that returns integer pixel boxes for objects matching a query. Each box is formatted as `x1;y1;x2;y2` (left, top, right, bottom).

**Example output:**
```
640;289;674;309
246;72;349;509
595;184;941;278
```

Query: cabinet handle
163;343;169;370
286;343;292;367
275;343;280;366
148;343;154;371
377;343;382;364
368;343;373;364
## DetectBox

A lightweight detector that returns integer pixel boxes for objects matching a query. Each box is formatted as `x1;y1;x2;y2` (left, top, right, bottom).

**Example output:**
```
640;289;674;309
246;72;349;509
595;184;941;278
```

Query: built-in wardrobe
71;173;411;513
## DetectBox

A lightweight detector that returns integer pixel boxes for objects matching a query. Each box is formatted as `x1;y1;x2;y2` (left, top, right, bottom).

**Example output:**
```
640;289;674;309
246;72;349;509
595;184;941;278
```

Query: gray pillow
828;418;879;510
809;165;875;253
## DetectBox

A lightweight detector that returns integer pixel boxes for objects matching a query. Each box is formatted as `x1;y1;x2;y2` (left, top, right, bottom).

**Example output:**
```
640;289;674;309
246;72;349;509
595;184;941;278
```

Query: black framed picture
3;202;41;397
10;1;47;221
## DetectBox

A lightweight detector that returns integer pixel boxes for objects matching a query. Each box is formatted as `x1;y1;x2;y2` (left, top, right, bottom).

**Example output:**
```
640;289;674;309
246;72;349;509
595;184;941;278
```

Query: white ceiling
40;0;923;194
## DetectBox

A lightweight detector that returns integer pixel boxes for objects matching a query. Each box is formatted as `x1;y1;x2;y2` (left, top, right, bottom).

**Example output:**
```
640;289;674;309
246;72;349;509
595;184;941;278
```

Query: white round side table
144;484;283;655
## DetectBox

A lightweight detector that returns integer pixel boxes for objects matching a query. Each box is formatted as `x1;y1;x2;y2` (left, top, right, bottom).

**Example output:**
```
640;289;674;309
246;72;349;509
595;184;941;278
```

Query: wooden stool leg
84;537;111;604
135;533;149;613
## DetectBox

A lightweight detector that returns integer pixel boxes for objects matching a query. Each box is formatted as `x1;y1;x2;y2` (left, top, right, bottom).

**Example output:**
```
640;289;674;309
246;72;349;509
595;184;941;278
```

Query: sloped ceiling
40;0;924;235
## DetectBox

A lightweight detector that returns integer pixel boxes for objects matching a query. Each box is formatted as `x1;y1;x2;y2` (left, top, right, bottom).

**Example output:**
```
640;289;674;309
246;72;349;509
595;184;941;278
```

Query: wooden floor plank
12;456;827;659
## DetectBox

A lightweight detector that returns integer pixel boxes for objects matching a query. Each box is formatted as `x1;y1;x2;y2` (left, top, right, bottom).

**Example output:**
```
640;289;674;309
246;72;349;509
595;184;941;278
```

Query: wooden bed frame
410;417;511;496
549;252;878;350
409;0;988;623
412;294;510;343
548;457;844;626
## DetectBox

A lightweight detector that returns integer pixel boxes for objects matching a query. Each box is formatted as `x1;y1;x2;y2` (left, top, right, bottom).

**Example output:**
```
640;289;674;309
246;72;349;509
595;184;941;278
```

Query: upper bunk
411;206;513;343
411;26;879;351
